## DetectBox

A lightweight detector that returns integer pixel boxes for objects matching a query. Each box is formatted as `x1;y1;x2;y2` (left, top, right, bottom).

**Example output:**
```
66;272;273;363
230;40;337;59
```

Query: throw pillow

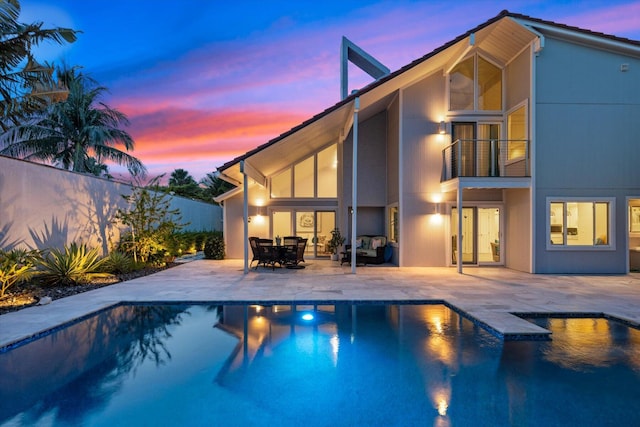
355;239;362;249
371;238;383;249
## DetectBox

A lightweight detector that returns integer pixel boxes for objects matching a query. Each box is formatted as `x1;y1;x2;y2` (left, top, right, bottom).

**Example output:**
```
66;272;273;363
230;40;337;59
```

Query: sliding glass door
272;210;335;258
451;206;501;265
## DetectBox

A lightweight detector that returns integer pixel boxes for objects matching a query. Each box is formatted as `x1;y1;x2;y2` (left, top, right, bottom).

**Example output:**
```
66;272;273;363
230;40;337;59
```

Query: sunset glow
24;0;640;181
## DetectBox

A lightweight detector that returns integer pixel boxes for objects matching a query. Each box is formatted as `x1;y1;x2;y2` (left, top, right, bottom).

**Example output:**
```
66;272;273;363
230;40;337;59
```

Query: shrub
36;243;113;286
203;233;225;260
102;251;135;274
0;248;39;297
113;176;187;264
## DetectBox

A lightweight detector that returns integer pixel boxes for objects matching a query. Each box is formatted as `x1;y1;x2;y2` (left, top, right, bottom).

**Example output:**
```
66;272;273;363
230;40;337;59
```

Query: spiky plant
0;248;39;297
36;243;113;286
101;250;134;274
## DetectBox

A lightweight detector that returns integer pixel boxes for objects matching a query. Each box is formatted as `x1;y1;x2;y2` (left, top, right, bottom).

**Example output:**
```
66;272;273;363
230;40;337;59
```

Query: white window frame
546;197;615;251
387;203;399;245
447;52;504;113
505;101;528;164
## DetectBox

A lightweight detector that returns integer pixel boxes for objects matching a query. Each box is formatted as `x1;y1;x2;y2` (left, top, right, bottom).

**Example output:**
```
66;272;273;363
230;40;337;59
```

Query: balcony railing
441;139;530;182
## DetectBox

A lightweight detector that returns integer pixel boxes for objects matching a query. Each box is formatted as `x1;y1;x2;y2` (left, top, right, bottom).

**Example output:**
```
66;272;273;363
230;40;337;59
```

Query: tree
200;171;234;204
167;168;201;199
114;175;185;264
169;168;196;186
0;67;146;177
0;0;77;130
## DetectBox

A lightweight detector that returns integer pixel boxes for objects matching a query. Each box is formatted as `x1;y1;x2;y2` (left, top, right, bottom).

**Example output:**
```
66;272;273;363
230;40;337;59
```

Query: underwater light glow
301;313;314;321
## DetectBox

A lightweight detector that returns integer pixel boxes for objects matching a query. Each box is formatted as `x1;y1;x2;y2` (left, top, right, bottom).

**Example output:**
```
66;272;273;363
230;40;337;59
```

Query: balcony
441;139;530;182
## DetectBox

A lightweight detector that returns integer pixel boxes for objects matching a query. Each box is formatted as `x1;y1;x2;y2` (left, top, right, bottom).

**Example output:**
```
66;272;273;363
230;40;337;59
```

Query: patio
1;259;639;347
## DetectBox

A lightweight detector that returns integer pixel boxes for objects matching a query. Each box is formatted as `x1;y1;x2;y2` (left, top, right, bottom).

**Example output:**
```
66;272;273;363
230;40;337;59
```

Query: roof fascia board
513;17;640;57
340;101;355;143
240;160;266;187
213;185;243;203
445;35;475;75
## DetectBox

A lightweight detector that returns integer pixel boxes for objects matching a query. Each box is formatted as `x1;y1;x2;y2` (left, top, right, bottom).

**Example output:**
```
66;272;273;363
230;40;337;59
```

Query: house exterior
215;10;640;274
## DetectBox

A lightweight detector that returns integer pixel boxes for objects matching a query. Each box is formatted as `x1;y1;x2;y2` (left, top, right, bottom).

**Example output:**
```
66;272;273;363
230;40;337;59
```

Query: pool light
301;313;314;321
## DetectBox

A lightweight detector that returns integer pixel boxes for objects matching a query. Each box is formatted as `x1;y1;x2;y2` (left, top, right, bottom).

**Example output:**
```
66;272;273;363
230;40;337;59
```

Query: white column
351;97;360;274
241;161;249;274
457;186;463;274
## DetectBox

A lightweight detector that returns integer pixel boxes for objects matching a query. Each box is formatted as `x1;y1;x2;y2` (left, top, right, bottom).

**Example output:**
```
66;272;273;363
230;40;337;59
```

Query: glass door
294;210;336;258
451;207;475;264
451;207;501;265
451;123;475;177
477;207;500;263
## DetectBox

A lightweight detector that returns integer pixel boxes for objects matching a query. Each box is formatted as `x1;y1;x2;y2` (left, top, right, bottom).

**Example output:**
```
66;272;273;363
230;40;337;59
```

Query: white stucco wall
0;156;222;254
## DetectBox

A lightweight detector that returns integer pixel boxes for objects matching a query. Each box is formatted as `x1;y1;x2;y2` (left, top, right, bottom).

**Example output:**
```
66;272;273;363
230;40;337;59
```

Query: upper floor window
271;144;337;199
449;54;502;112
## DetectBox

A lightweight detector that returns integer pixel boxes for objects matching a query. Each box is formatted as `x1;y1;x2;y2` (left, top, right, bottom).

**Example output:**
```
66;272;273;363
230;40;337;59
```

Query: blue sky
20;0;640;181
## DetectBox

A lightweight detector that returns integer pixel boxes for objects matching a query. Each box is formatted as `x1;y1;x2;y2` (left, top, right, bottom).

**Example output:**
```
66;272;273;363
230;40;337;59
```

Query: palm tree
169;168;196;186
200;171;234;203
0;0;77;130
0;67;146;177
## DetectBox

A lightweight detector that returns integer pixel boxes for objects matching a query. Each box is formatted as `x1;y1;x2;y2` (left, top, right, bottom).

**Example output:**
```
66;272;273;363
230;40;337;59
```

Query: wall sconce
433;203;441;215
438;120;446;134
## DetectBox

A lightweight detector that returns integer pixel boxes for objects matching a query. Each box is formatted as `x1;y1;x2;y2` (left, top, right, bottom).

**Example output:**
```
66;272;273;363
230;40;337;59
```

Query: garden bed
0;263;177;316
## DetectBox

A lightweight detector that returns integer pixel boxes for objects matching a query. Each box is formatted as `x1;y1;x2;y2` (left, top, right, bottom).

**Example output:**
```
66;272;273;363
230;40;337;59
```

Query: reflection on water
0;304;638;426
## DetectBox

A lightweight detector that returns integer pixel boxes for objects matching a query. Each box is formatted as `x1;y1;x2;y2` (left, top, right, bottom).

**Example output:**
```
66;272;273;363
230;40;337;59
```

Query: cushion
355;238;362;249
371;238;383;250
359;236;372;250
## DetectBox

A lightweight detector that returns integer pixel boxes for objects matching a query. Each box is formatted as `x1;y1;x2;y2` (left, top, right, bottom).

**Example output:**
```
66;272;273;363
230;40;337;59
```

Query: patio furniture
255;238;278;270
283;238;307;268
249;237;261;268
342;235;387;265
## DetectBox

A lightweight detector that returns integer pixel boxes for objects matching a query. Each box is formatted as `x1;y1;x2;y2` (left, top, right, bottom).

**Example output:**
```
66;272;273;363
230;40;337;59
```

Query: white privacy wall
0;156;222;255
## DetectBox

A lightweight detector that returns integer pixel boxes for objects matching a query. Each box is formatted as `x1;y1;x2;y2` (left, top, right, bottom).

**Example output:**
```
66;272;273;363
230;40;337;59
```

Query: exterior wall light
438;120;446;134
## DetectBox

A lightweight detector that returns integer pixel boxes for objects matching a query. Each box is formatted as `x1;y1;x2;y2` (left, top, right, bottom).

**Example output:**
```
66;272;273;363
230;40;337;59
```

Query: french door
272;210;336;257
451;122;501;177
451;206;501;264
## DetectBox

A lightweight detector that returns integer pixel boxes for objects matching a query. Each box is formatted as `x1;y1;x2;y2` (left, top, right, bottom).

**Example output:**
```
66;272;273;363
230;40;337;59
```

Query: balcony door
451;122;501;178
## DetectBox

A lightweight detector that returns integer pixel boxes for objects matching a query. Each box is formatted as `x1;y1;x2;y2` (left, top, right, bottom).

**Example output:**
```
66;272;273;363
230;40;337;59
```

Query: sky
21;0;640;182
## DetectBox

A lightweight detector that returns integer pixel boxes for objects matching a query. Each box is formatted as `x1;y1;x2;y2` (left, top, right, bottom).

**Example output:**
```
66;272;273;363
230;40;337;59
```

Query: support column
457;186;463;274
351;97;360;274
241;161;249;274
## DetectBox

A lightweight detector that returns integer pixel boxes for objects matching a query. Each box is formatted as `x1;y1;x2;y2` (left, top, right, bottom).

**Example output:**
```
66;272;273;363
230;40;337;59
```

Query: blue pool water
1;303;639;426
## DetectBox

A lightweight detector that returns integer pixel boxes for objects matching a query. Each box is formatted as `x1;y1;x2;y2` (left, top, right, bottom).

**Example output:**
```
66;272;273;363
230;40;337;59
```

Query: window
271;168;291;198
271;143;337;199
507;104;527;160
294;157;314;198
317;145;337;198
388;205;399;243
548;199;612;248
449;54;502;111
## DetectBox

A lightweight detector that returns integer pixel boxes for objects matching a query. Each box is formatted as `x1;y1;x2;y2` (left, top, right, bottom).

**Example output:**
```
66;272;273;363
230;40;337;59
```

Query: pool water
1;303;638;426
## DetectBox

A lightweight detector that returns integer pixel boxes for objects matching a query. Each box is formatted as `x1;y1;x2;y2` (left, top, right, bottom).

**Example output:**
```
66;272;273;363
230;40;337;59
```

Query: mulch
0;263;178;316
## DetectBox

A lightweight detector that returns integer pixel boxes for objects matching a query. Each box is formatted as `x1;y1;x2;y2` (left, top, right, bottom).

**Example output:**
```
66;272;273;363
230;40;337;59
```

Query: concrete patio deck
1;258;639;348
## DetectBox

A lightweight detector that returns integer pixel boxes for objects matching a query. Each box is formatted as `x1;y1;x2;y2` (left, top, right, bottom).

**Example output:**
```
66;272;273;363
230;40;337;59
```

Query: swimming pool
1;303;638;426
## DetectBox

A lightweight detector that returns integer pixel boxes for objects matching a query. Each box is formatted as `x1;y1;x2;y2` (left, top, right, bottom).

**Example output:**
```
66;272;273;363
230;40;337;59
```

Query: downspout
351;97;360;274
241;161;249;274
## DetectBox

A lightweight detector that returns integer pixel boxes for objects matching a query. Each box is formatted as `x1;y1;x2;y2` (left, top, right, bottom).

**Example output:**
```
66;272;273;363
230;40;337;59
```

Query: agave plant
0;248;39;297
101;250;135;274
36;243;113;286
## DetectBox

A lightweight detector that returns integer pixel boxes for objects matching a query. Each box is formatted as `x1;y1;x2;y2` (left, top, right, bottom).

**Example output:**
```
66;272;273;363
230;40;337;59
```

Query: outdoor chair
256;238;278;270
249;237;261;268
284;238;307;268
